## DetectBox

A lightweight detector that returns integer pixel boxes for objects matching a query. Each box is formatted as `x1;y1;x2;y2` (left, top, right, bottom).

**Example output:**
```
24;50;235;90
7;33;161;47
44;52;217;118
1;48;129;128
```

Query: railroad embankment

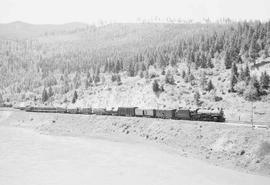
1;109;270;176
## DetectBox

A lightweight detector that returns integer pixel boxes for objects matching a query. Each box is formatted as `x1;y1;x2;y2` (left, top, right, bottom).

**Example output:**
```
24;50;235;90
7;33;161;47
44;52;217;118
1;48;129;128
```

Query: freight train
17;106;225;122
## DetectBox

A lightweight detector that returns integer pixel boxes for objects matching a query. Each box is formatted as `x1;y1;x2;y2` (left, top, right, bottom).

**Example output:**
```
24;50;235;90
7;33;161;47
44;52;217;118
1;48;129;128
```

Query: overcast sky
0;0;269;24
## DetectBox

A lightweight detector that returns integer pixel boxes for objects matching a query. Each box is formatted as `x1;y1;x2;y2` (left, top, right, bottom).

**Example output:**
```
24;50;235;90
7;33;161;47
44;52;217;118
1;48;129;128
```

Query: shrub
182;70;186;79
258;141;270;157
206;80;214;91
243;83;260;101
234;81;246;95
117;75;122;85
152;80;160;93
111;74;117;82
165;72;175;85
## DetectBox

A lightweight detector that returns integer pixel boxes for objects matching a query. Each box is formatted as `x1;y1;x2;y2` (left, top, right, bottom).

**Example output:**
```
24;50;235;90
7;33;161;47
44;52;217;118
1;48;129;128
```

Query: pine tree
200;72;207;90
239;67;245;81
244;64;251;84
249;34;259;63
48;86;54;97
232;62;239;78
224;50;232;69
42;88;48;103
128;62;135;77
182;70;186;79
230;65;238;92
72;91;78;104
84;79;90;89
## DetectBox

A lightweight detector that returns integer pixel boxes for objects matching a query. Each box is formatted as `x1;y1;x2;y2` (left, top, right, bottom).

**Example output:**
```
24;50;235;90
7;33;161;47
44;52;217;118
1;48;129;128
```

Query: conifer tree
244;64;251;84
224;50;232;69
48;86;54;97
42;88;48;103
72;91;78;104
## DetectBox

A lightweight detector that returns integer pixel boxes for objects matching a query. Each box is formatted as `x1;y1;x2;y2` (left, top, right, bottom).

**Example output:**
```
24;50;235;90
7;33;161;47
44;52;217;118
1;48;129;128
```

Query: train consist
17;106;225;122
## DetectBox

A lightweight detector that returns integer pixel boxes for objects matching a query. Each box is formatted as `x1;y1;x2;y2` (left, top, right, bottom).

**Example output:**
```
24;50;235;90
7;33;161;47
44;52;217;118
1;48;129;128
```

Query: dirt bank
1;109;270;176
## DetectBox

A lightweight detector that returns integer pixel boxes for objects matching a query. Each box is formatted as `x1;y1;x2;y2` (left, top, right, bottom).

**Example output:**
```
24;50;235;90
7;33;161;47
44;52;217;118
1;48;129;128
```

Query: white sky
0;0;269;24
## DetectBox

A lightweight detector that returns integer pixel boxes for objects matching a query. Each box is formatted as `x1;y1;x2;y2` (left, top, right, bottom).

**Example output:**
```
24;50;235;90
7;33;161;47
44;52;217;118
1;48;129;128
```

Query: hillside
0;21;88;39
0;21;270;123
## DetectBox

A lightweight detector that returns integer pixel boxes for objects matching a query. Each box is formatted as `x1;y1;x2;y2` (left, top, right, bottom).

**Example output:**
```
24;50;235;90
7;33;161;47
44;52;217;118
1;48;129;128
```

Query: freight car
79;108;92;114
67;108;79;114
118;107;137;117
143;109;156;118
175;109;191;120
155;109;176;119
92;108;107;115
135;108;144;117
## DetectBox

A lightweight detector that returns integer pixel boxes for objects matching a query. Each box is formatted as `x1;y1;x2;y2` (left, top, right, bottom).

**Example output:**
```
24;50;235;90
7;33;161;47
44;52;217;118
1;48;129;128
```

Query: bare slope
1;109;270;176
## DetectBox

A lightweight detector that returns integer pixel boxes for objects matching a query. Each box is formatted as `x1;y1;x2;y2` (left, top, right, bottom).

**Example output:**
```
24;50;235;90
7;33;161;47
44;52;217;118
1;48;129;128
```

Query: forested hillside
1;21;270;121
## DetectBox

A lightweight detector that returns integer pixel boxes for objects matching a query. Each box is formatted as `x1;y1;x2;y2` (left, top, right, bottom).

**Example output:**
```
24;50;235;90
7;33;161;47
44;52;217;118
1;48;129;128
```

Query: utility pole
251;101;254;129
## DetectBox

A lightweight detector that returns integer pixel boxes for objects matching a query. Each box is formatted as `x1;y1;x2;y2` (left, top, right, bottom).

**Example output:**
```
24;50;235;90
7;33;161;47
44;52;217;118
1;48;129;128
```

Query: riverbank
1;109;270;176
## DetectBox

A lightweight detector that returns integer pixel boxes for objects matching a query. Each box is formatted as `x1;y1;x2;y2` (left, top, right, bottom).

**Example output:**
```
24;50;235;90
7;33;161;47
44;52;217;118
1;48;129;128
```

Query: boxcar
143;109;156;118
92;108;106;115
105;109;118;116
32;107;57;113
175;109;191;120
135;108;144;117
25;106;34;112
79;108;92;114
117;107;137;117
56;107;67;113
67;108;79;114
155;109;176;119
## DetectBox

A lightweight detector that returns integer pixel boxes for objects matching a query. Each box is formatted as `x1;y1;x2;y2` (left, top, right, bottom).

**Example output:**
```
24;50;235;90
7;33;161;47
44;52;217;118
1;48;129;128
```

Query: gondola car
155;109;176;119
143;109;156;118
118;107;137;117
